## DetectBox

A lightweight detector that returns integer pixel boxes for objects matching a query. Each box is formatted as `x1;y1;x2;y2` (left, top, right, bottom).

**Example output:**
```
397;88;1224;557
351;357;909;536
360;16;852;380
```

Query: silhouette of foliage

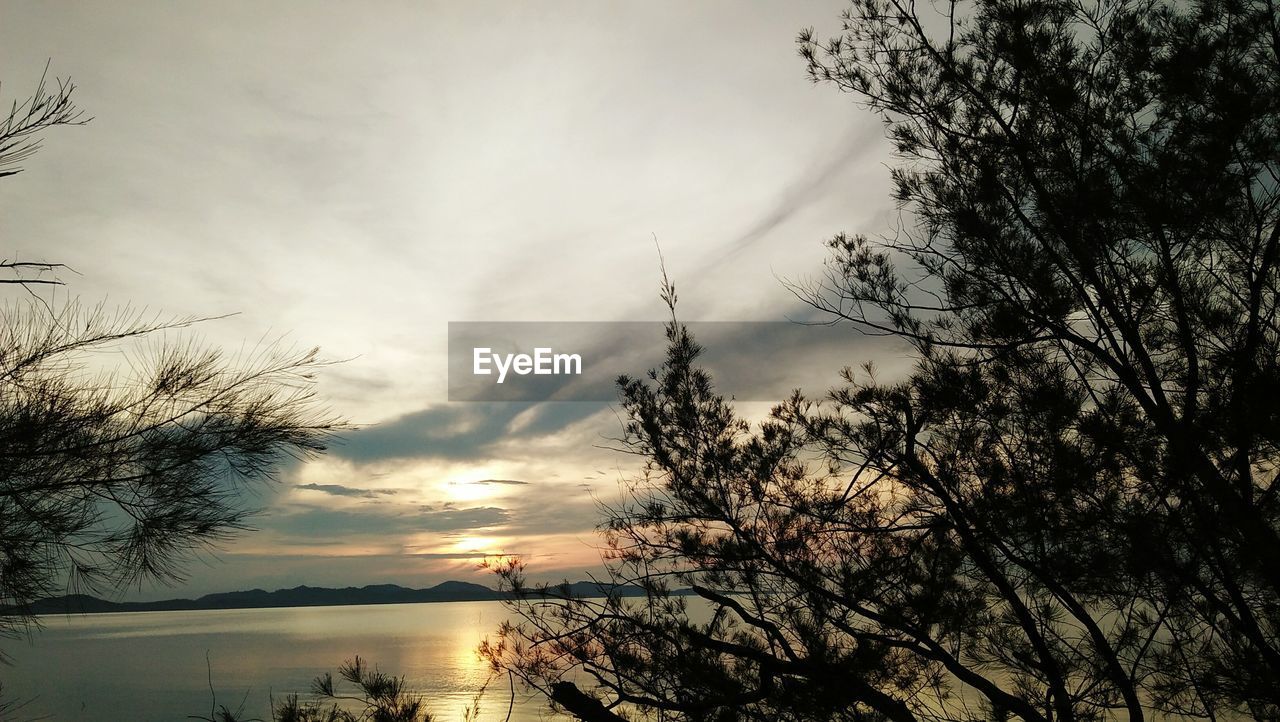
0;62;87;181
271;656;432;722
486;1;1280;720
188;656;432;722
0;73;343;644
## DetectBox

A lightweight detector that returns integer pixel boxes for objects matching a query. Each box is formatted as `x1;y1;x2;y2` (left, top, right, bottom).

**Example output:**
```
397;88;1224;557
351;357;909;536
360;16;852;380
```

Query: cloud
717;127;884;261
326;311;903;476
470;479;528;486
496;481;607;537
268;505;510;540
294;483;397;498
418;506;509;530
447;311;902;404
332;402;605;464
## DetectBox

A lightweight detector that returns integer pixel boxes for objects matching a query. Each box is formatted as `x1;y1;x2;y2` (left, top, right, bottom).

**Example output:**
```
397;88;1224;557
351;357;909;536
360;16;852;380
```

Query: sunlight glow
444;480;501;504
449;536;504;554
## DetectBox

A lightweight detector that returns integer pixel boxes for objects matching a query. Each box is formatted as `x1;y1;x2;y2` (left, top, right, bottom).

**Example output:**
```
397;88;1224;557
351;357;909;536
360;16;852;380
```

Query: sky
0;2;906;600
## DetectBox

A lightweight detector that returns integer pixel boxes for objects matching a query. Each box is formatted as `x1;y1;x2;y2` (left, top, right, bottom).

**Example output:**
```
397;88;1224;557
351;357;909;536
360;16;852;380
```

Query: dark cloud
332;405;514;463
449;312;898;403
294;483;397;498
331;311;900;469
267;505;509;540
718;127;883;260
332;402;604;464
470;479;528;486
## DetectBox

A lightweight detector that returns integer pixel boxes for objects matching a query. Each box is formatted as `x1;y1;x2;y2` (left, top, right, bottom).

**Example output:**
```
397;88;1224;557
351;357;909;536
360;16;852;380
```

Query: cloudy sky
0;2;904;600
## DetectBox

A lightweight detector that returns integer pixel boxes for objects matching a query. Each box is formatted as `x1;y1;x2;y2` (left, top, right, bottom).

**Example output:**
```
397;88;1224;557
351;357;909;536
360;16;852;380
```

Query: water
1;601;560;722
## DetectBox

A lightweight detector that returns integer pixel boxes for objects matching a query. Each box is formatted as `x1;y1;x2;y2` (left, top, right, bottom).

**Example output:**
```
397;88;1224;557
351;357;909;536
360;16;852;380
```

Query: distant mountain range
11;580;674;616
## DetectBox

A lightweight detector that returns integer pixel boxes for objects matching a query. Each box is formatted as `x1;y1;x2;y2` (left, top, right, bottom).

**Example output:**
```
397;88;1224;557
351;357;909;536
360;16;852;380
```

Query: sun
450;535;504;554
440;469;516;504
446;481;498;504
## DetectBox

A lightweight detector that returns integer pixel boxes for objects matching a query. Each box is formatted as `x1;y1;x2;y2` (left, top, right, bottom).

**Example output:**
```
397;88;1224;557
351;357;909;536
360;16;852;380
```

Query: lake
2;601;559;722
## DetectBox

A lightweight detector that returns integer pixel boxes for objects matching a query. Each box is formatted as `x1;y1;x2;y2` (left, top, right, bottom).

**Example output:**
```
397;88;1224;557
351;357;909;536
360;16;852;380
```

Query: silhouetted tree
486;1;1280;720
0;63;85;181
0;73;342;643
1;64;85;291
190;656;433;722
272;656;433;722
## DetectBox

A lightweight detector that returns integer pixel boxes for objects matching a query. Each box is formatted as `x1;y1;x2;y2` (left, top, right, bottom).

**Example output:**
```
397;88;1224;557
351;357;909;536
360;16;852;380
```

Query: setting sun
449;536;504;555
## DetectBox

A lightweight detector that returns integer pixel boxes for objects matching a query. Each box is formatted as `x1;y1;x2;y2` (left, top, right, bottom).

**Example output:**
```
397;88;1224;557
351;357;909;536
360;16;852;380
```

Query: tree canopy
487;1;1280;720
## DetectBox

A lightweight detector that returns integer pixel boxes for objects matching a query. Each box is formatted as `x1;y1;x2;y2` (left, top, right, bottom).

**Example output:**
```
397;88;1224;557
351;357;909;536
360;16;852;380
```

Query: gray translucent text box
448;321;864;402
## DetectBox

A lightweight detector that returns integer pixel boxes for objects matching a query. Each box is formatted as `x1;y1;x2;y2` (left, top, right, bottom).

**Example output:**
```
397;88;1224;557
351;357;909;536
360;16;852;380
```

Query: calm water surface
3;601;561;722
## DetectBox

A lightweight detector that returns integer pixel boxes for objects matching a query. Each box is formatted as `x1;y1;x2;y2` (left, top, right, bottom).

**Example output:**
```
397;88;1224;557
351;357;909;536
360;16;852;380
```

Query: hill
9;580;678;615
